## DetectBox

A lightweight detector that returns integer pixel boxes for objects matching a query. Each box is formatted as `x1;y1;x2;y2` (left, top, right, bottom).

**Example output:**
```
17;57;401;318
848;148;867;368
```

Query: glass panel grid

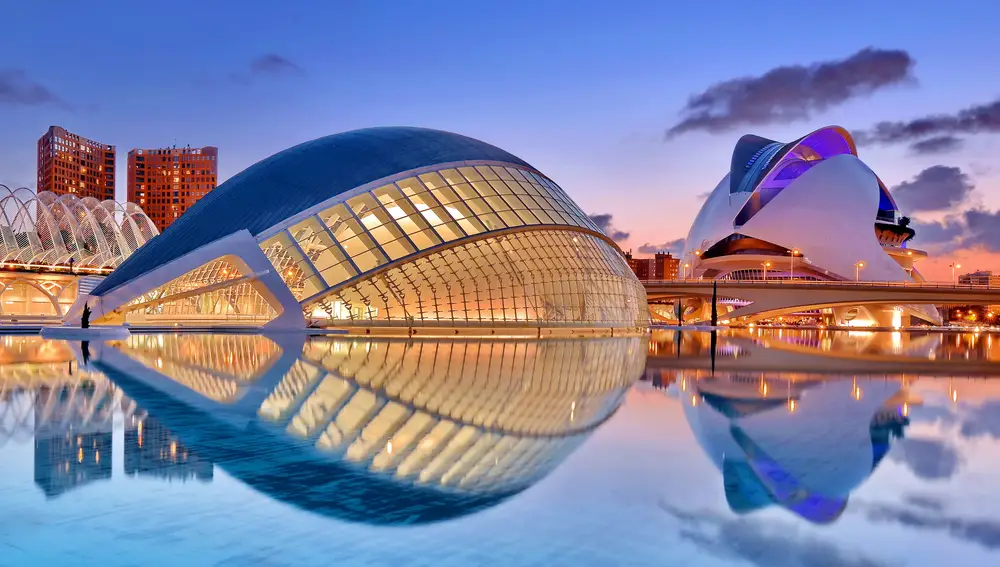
259;163;620;319
306;230;645;328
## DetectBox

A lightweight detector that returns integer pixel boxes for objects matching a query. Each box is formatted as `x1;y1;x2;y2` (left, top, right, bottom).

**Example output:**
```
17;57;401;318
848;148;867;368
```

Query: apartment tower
37;126;116;200
127;146;218;232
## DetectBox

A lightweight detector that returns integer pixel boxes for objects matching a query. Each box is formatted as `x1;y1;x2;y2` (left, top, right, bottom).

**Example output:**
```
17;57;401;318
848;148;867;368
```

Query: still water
1;330;998;566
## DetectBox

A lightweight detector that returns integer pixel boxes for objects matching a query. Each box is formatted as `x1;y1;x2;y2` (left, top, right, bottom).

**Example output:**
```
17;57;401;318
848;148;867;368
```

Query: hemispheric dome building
683;126;938;325
68;127;646;331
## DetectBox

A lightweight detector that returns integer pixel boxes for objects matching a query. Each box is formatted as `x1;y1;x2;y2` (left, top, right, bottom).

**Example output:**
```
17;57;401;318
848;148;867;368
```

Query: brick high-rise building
37;126;115;200
128;146;218;232
623;250;680;280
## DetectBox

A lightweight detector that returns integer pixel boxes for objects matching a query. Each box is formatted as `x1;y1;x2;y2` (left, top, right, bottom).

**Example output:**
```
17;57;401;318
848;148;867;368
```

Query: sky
2;0;999;280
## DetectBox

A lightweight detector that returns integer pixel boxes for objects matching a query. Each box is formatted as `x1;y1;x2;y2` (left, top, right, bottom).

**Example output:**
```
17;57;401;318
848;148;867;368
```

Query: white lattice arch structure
0;185;158;269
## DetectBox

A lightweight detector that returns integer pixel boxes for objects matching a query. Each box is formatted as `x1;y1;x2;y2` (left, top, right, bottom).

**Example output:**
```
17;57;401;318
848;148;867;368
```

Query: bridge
643;279;1000;324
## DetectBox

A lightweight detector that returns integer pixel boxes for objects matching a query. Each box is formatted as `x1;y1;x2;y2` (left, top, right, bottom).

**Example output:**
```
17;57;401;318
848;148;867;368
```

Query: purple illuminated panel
734;127;856;227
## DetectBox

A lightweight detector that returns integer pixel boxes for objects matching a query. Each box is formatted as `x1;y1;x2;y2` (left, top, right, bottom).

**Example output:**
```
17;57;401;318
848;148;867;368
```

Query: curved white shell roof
683;126;914;282
0;185;158;269
683;173;751;259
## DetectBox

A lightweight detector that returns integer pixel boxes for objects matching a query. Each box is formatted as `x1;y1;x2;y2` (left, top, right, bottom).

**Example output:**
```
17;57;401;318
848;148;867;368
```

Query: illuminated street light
761;261;772;281
950;262;962;283
854;261;865;282
683;262;690;279
790;248;800;280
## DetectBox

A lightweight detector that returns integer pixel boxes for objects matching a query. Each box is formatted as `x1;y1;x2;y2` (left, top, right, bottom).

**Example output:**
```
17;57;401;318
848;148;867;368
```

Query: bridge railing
643;279;1000;291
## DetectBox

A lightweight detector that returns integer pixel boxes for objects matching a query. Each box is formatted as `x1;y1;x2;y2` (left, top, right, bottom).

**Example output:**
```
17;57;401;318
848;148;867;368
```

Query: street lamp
789;248;800;280
950;262;962;284
854;261;865;282
761;261;771;281
683;262;690;279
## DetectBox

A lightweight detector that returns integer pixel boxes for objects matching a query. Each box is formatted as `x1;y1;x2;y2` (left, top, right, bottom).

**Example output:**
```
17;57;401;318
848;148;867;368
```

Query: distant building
958;270;1000;287
128;146;218;232
37;126;115;201
624;250;679;280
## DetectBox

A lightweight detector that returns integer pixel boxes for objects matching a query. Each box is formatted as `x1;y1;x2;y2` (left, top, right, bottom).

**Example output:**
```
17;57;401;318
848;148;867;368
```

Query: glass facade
308;230;645;327
118;258;276;324
257;162;642;329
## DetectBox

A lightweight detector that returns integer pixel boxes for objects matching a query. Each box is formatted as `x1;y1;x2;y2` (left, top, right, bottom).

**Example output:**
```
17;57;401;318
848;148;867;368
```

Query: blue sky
2;0;999;273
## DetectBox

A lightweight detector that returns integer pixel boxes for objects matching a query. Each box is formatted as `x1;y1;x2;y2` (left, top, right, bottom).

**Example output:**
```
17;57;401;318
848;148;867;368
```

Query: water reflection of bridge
646;329;1000;377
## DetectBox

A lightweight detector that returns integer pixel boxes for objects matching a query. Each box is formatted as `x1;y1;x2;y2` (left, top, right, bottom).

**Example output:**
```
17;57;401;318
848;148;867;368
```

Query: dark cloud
859;499;1000;550
912;208;1000;252
888;437;963;480
910;135;964;155
666;47;915;137
659;501;891;567
696;191;712;201
588;213;630;242
970;163;993;177
960;209;1000;252
0;69;69;108
250;54;304;75
637;238;685;255
912;217;968;249
229;54;305;85
917;208;1000;253
855;96;1000;146
891;166;973;212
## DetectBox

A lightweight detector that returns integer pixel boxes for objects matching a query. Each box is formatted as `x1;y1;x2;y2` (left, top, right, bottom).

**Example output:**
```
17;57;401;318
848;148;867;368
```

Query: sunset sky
2;1;999;280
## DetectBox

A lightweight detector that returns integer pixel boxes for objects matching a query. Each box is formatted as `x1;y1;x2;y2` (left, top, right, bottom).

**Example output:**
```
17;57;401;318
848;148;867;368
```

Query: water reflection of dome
93;334;646;525
681;375;910;524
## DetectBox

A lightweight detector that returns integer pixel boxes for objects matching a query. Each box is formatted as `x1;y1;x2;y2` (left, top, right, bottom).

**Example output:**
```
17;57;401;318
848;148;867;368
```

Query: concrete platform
40;326;131;341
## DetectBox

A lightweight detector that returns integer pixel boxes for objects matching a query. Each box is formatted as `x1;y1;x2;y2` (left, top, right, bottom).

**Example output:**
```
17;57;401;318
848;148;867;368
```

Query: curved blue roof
95;127;533;296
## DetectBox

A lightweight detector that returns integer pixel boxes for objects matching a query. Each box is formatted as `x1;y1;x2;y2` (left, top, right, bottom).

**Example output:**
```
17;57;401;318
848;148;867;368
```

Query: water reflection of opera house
641;328;1000;524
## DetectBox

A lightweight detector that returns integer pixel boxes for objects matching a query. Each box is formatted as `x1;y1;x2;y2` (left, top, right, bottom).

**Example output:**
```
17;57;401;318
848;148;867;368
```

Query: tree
81;303;91;329
899;216;911;228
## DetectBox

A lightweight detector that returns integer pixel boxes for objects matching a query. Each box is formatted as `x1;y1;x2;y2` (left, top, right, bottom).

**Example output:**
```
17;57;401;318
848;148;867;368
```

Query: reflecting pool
1;330;999;566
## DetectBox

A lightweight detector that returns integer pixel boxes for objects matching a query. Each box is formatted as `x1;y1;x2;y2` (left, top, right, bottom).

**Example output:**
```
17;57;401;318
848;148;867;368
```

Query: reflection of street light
789;248;800;280
950;262;962;283
855;261;865;282
761;261;772;281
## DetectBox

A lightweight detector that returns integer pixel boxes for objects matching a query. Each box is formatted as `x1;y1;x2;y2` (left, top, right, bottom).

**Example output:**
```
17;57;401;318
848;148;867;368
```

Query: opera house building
682;126;939;326
58;127;646;333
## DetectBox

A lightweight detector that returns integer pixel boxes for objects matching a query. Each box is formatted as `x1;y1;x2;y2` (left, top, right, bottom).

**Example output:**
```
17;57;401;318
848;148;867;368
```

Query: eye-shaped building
683;126;938;325
68;127;646;331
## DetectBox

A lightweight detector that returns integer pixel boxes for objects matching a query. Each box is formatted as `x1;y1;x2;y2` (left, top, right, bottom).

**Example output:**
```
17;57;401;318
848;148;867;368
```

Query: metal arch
52;193;89;259
76;196;117;266
0;189;159;269
0;277;63;316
